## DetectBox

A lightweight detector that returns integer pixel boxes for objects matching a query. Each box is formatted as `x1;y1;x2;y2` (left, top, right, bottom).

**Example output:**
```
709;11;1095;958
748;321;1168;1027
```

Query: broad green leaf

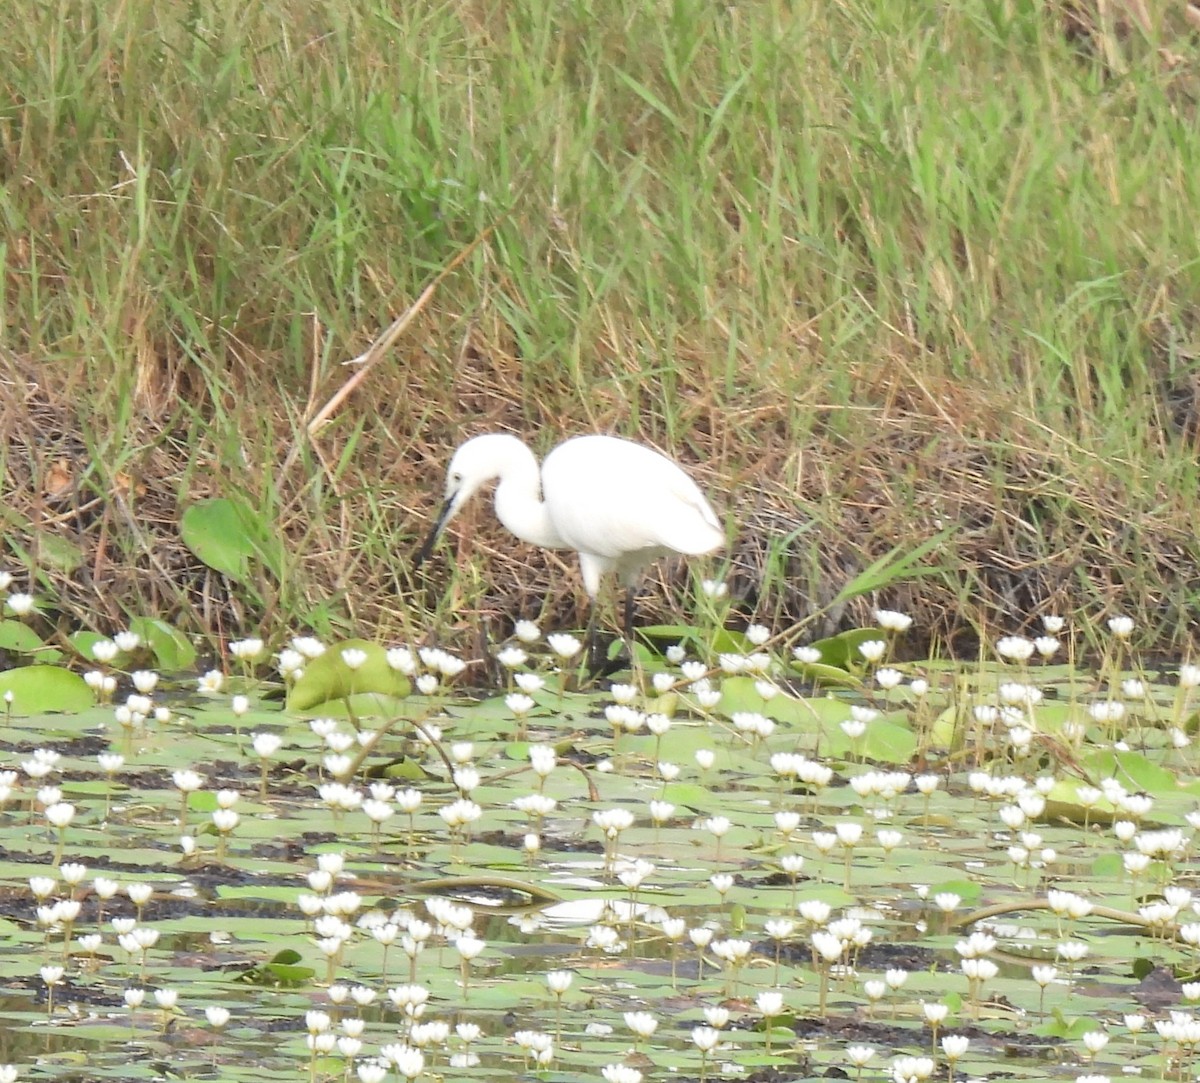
1040;1011;1103;1039
216;885;307;903
129;616;198;671
68;630;108;663
0;665;92;714
287;639;412;712
661;782;720;810
927;704;959;747
377;758;430;780
790;659;862;689
0;619;45;653
1043;778;1117;824
719;676;845;728
1082;748;1178;795
801;628;889;671
180;497;271;582
237;948;316;987
862;717;918;764
929;878;984;905
1030;700;1086;735
1091;852;1123;879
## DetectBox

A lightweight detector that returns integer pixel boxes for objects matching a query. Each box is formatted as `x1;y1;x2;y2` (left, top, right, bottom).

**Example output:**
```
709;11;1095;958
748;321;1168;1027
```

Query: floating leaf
409;874;562;905
799;628;888;671
287;639;412;712
1030;700;1085;735
1040;1010;1103;1039
719;676;851;738
862;717;919;764
0;665;92;714
789;659;862;689
0;619;45;653
929;878;984;906
637;622;701;646
927;704;959;748
1082;748;1177;796
237;949;315;987
128;616;197;672
1043;777;1117;825
68;630;108;663
375;758;430;781
1091;852;1123;879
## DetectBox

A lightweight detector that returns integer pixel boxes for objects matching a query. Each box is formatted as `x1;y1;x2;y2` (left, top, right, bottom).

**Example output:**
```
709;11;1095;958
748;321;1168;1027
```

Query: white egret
416;433;725;663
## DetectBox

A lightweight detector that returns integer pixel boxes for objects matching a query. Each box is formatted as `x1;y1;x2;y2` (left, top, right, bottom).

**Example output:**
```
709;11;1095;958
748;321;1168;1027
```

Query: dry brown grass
7;325;1199;660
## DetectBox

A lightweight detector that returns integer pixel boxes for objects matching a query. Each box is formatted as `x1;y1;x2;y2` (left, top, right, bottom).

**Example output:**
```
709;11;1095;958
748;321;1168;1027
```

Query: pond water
0;627;1196;1083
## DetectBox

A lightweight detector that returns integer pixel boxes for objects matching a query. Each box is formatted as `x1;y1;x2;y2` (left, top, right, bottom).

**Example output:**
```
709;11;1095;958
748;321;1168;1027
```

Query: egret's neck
493;453;568;550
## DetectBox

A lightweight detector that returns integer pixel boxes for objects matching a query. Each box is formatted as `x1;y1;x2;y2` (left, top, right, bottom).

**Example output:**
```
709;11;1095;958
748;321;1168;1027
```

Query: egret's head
414;434;524;567
442;437;505;517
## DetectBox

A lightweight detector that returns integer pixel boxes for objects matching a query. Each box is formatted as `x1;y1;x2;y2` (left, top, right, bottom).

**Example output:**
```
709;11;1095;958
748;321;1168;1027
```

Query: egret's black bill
413;497;454;569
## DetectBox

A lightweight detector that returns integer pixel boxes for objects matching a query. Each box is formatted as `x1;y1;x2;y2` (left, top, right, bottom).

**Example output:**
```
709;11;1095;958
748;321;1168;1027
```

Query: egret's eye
450;472;463;485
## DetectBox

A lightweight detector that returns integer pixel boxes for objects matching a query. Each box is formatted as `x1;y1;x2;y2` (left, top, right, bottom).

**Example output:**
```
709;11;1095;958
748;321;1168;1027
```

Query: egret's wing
543;435;724;559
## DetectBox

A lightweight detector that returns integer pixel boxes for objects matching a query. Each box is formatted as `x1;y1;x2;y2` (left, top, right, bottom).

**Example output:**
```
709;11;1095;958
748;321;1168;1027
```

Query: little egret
415;433;725;662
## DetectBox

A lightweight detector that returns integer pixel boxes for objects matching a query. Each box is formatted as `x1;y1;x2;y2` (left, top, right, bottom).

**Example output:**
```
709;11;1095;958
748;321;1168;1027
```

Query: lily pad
287;639;412;712
0;665;92;714
128;616;198;671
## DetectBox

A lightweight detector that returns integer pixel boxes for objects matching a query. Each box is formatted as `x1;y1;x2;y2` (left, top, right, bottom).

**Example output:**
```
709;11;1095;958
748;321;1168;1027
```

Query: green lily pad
0;665;92;714
0;619;45;653
287;639;412;712
128;616;198;671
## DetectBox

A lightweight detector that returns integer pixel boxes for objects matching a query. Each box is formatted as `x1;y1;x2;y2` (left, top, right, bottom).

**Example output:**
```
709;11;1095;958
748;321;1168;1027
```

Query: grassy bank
3;0;1200;653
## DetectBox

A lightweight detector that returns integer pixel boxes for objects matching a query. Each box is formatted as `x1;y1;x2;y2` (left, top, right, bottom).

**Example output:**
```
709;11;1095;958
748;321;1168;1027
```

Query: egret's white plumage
418;433;724;644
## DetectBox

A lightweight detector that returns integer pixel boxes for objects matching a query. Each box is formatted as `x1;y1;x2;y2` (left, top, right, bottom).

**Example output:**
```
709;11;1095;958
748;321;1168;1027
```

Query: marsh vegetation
3;1;1200;1080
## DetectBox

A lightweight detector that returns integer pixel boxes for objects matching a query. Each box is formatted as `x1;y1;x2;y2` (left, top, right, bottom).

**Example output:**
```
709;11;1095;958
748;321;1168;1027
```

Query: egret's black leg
585;601;605;675
611;583;643;679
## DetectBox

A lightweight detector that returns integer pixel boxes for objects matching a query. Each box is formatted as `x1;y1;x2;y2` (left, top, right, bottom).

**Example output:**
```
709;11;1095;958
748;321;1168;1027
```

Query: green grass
3;0;1200;646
